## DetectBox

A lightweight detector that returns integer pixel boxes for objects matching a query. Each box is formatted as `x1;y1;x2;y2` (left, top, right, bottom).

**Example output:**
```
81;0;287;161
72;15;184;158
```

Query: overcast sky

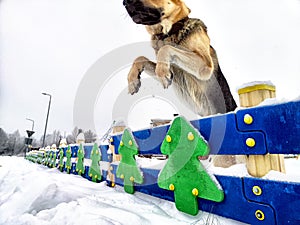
1;0;300;140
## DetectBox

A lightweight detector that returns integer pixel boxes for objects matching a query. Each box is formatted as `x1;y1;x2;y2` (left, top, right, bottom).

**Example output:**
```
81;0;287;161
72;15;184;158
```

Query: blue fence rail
25;100;300;225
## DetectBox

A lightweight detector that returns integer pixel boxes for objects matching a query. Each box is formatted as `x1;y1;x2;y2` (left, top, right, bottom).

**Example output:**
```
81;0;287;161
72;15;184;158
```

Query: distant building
112;120;126;133
150;119;171;127
76;133;85;144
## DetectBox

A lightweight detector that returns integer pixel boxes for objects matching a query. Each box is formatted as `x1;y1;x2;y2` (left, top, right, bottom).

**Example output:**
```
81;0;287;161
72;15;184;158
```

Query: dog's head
123;0;190;26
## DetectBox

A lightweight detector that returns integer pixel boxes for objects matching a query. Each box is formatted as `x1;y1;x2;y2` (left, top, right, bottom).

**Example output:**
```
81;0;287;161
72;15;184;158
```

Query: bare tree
67;127;83;144
39;130;62;147
52;130;62;146
84;130;97;143
8;130;24;155
0;128;9;155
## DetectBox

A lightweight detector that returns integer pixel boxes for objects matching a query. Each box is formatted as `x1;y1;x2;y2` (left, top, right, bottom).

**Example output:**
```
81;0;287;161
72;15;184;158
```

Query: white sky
1;0;300;139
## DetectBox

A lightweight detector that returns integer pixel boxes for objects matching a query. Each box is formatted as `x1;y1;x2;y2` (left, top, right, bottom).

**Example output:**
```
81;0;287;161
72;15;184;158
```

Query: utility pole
42;93;52;147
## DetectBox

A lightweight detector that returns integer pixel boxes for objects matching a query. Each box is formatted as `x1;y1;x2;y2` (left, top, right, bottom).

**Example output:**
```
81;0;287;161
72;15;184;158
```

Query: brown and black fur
123;0;237;116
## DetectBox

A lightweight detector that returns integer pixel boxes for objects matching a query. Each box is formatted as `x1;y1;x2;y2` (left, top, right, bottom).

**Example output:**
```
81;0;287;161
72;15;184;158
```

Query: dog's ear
187;6;191;14
177;0;191;20
171;0;191;12
172;0;191;17
181;0;191;15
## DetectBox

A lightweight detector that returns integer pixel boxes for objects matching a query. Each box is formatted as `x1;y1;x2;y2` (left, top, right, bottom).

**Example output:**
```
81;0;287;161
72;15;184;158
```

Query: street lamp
42;92;52;147
26;118;35;131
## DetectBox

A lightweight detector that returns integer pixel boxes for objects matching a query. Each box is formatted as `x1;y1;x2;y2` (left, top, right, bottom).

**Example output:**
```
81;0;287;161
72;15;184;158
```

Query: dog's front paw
128;78;141;95
155;62;172;88
159;76;172;89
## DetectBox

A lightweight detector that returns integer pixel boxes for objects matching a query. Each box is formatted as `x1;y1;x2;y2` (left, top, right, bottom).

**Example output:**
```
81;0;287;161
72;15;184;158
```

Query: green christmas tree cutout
76;143;85;176
47;152;53;168
58;148;64;172
88;143;102;182
116;129;143;194
65;146;72;174
158;116;224;216
44;151;49;166
51;151;57;168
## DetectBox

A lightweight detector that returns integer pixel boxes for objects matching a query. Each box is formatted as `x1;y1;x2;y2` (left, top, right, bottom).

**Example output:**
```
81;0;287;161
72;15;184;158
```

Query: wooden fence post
109;124;125;162
107;123;126;186
238;82;285;177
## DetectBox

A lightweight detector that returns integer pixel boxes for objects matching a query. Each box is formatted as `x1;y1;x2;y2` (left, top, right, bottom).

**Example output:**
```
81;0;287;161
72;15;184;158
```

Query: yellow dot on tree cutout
192;188;199;196
166;135;172;143
169;184;175;191
188;132;194;141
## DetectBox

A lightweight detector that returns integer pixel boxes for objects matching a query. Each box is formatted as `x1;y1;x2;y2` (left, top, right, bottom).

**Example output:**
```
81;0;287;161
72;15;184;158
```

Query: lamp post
26;118;35;131
42;93;52;147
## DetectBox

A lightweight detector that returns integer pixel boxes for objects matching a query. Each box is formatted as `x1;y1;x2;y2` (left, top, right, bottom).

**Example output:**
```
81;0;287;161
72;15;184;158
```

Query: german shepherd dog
123;0;237;116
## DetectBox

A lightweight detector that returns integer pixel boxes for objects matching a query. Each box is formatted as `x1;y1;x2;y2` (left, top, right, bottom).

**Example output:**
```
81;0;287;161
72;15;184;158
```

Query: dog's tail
214;65;237;112
210;45;237;113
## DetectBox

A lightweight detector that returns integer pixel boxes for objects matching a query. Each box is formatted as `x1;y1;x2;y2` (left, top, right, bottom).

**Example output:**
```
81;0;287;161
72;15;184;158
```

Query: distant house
150;119;171;128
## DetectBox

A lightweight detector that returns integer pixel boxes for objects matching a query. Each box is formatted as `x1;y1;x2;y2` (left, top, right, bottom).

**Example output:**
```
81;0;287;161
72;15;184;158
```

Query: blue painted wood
112;113;267;155
83;145;93;159
62;147;68;157
26;100;300;224
190;113;266;155
82;144;109;160
80;165;108;183
70;145;79;158
236;100;300;154
99;145;110;162
101;170;108;182
58;147;67;156
202;175;276;225
244;177;300;224
70;162;77;174
110;164;276;225
61;162;66;172
62;145;79;158
112;101;300;155
83;165;91;180
61;145;79;158
112;125;169;155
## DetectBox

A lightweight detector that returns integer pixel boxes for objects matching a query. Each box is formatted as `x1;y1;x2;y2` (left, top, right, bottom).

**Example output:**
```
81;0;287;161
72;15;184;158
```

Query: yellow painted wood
110;125;125;162
238;82;285;177
238;84;276;95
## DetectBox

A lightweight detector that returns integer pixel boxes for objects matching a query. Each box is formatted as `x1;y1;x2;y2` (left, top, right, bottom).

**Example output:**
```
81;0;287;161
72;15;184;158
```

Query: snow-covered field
1;156;300;225
0;156;250;225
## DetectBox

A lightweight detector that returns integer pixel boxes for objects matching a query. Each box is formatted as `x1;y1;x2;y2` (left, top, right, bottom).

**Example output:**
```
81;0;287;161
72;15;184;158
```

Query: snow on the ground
0;156;248;225
263;157;300;183
1;156;299;225
206;157;300;183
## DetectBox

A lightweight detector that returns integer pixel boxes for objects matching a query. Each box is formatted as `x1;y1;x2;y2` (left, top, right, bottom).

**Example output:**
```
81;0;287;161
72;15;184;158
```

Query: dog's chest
150;18;205;54
151;37;179;54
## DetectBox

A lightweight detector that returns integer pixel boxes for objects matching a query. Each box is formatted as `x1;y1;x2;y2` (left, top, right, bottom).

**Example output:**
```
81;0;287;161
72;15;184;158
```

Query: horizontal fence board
112;101;300;155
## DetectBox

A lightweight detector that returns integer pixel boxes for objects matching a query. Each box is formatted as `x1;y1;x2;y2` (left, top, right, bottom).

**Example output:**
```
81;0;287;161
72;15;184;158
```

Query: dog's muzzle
123;0;163;25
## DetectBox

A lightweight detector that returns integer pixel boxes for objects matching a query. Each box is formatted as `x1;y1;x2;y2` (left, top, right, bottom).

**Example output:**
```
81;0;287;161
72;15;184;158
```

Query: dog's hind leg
128;56;158;94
